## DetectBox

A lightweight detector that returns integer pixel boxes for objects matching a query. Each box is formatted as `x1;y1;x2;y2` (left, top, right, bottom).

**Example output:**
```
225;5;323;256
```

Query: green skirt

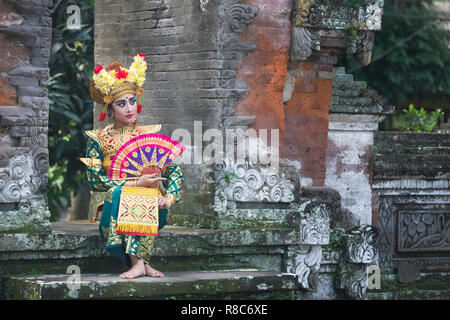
99;186;168;268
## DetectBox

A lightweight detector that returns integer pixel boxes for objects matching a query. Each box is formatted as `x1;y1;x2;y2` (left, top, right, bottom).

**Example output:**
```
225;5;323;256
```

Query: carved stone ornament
290;200;331;245
290;0;384;65
340;263;369;300
199;0;209;12
217;2;259;46
288;199;332;291
293;0;323;27
352;31;375;66
213;158;297;203
359;0;383;30
0;150;49;204
295;245;322;291
397;211;450;253
345;225;379;264
290;26;320;61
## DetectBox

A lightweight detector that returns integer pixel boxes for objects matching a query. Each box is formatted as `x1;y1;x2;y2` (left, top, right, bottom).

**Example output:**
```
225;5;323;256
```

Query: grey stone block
397;261;421;284
8;75;39;88
18;86;46;97
9;126;29;137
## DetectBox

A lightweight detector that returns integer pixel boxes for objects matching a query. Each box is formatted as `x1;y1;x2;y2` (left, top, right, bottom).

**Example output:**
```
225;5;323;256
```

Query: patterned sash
116;186;160;236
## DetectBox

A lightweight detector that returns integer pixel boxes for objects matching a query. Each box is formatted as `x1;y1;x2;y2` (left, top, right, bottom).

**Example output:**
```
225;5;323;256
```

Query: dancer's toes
144;264;165;278
119;263;146;279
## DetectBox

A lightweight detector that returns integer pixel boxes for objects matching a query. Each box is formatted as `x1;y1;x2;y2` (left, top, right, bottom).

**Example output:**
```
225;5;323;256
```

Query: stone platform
1;221;303;300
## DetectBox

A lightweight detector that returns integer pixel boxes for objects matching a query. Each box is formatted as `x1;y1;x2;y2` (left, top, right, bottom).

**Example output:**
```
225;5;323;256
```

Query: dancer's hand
136;173;166;188
158;196;172;209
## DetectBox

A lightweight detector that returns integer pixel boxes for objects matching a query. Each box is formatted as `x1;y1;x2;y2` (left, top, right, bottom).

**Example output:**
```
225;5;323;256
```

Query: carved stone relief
397;211;450;253
290;0;384;63
345;225;379;264
338;225;380;299
290;27;320;61
377;195;450;268
214;159;297;203
288;200;332;291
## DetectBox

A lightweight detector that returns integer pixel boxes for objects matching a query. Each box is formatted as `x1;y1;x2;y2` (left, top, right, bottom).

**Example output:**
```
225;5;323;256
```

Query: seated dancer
81;53;183;279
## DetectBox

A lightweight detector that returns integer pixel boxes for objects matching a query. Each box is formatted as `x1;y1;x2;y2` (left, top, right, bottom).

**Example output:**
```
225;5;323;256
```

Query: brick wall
234;0;291;143
93;0;261;219
94;0;226;136
283;62;335;186
0;0;52;233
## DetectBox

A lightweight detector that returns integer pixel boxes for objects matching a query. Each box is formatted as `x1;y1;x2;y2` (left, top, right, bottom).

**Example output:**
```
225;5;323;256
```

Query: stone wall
0;0;52;233
92;0;385;228
373;132;450;272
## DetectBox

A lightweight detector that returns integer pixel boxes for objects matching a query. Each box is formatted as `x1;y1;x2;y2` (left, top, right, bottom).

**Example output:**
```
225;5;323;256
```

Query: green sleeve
85;137;126;192
160;161;184;204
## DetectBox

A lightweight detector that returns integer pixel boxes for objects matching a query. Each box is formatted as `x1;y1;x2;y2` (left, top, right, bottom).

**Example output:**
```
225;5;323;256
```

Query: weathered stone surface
6;270;297;300
397;261;421;284
0;0;52;233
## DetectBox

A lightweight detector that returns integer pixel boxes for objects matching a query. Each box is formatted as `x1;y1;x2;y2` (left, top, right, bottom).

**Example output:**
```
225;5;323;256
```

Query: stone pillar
325;67;393;225
0;0;52;233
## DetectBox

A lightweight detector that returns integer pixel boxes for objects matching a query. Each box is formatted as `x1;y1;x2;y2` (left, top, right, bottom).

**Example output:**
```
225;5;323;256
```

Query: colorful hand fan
109;133;185;180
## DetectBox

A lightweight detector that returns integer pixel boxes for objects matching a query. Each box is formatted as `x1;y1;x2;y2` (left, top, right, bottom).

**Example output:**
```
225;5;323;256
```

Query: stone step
375;132;450;144
373;160;450;177
0;221;304;277
375;146;450;156
5;270;298;300
366;272;450;300
367;289;450;300
374;153;450;162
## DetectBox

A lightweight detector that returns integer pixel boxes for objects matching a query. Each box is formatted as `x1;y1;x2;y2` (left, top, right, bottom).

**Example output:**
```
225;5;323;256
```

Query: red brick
0;77;17;105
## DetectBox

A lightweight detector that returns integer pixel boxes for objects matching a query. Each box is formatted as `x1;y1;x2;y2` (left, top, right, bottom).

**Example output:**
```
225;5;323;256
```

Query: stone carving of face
111;94;137;128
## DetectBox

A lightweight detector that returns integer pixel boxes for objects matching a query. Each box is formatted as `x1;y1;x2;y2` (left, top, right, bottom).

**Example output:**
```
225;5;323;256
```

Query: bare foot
144;264;165;278
120;259;146;279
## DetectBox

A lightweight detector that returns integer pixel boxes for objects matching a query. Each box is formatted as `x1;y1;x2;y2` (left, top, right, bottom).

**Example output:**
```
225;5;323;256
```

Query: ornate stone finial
345;225;379;264
289;200;332;291
289;200;332;245
338;225;380;299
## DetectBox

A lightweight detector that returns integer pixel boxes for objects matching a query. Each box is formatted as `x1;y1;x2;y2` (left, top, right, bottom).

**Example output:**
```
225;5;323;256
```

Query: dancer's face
111;94;137;128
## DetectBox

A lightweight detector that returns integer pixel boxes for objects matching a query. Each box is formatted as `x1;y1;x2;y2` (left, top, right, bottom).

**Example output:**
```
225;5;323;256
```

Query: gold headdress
90;53;147;121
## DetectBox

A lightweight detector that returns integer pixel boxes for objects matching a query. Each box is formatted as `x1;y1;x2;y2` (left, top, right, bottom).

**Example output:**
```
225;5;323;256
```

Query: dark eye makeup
114;97;136;108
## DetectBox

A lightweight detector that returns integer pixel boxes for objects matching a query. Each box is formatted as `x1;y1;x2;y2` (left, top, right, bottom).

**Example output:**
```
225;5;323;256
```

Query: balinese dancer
80;53;183;279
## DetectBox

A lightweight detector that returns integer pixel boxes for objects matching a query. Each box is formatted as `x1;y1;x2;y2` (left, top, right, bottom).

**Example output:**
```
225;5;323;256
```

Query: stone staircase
0;221;298;300
374;132;450;177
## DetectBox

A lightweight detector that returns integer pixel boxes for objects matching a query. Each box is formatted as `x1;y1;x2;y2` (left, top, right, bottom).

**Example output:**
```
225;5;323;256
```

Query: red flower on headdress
115;68;129;79
137;53;146;60
98;112;106;122
93;65;103;74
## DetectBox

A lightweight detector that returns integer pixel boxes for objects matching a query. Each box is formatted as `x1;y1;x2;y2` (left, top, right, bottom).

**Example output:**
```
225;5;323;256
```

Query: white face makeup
111;94;137;128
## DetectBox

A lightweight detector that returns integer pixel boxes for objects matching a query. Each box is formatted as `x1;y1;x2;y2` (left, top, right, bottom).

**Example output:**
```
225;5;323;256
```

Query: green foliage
223;169;239;183
339;0;450;108
47;0;94;220
400;104;444;132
